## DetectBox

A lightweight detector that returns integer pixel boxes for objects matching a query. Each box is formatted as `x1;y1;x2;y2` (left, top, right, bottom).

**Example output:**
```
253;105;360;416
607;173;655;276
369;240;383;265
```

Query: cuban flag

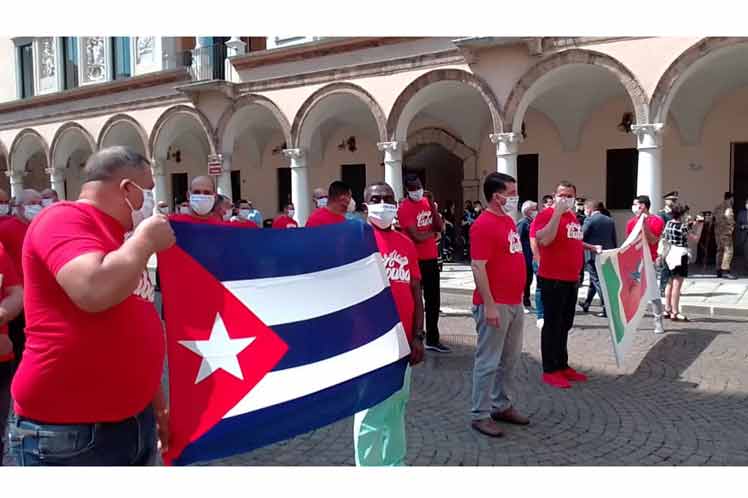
158;221;410;465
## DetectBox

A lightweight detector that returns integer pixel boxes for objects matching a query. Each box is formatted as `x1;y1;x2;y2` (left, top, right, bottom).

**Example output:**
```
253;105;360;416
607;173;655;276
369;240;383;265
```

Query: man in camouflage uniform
714;192;737;280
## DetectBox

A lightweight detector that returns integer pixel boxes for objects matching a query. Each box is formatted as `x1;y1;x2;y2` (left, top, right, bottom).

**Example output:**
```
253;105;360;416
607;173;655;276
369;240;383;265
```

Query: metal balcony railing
188;43;228;81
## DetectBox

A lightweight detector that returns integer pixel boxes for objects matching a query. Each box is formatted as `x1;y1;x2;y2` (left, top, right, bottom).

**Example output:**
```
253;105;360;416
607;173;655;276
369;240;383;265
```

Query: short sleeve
30;205;109;276
650;216;665;237
397;203;415;230
0;243;21;288
530;209;550;238
470;219;496;261
625;218;635;236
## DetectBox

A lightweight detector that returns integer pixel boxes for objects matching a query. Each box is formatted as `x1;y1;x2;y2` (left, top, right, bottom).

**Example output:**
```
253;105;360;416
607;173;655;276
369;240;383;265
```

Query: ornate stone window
78;36;112;85
131;36;166;75
32;37;63;95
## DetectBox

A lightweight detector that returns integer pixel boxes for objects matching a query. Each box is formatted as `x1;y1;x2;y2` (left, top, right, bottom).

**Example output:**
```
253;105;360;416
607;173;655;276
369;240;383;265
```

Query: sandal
664;309;673;320
672;313;689;322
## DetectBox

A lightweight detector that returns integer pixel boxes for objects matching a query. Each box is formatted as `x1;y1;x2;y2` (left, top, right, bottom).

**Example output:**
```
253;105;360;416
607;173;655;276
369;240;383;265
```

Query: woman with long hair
662;204;703;321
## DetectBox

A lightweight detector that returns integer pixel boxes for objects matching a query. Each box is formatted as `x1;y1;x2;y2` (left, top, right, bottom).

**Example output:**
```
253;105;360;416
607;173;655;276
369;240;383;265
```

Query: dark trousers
419;259;441;345
8;314;25;372
0;361;12;465
538;277;578;373
583;258;604;308
523;261;533;306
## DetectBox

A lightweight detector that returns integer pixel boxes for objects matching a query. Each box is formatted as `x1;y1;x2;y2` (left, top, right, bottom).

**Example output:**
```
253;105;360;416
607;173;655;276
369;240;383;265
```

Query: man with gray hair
517;200;538;312
40;188;59;207
10;146;175;466
312;187;328;209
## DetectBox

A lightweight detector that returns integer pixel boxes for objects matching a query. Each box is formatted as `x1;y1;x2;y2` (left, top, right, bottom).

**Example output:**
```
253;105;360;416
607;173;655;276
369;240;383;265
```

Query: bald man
312;187;328;209
10;146;174;466
169;176;219;224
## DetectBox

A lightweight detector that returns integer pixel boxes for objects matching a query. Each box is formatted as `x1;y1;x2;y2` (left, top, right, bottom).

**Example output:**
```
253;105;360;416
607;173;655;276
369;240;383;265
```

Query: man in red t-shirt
272;203;299;229
469;172;529;437
168;175;219;224
0;241;24;465
397;174;446;353
530;181;601;389
10;146;175;466
0;188;41;368
353;181;424;466
306;181;351;227
626;194;666;334
40;188;59;208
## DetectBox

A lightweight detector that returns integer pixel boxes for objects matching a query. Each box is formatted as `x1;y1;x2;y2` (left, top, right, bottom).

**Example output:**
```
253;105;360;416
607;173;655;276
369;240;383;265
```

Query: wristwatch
413;330;425;341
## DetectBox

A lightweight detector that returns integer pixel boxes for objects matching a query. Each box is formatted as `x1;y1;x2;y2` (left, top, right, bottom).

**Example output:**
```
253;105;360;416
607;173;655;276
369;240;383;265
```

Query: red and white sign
208;155;223;176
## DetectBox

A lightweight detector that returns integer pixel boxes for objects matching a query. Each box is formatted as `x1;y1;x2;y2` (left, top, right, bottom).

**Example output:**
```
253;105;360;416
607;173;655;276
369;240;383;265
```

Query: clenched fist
133;214;176;254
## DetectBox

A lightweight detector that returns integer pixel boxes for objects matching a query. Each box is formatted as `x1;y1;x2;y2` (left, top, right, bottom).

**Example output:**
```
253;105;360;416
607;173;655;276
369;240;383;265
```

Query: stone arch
406;127;476;163
216;94;293;152
291;82;388;149
504;49;650;132
149;104;217;157
9;128;49;173
650;37;748;123
387;69;503;141
50;122;97;163
97;114;151;156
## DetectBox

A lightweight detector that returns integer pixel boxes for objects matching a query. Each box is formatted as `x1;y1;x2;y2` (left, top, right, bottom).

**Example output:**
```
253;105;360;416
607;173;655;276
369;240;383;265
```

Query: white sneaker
536;318;544;329
654;317;665;334
524;307;531;315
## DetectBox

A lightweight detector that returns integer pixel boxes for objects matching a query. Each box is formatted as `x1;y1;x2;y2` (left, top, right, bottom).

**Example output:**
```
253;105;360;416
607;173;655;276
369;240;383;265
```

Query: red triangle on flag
158;246;288;464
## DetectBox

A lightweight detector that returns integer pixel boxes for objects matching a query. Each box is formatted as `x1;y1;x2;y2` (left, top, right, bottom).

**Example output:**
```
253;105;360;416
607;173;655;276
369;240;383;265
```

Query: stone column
7;170;24;199
225;37;246;83
490;132;522;178
192;37;211;80
377;141;404;201
216;153;233;200
47;167;67;200
283;148;310;225
631;123;664;214
151;159;168;206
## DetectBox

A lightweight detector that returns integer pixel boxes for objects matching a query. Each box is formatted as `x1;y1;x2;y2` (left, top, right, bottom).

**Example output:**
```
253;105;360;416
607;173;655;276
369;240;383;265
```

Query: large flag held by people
158;221;410;465
595;215;659;367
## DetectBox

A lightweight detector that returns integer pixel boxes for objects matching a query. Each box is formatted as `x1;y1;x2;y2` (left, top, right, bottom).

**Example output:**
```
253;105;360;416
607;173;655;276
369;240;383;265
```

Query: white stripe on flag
223;323;410;419
222;253;388;326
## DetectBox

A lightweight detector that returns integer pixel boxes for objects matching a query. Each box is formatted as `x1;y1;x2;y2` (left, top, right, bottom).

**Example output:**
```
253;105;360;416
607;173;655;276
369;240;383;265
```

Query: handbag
665;245;688;270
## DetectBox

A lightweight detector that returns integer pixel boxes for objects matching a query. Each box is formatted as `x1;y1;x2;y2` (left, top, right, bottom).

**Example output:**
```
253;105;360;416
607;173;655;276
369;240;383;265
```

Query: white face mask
316;197;328;208
239;209;252;219
179;206;191;215
502;196;519;214
556;196;573;212
190;194;215;216
23;204;42;222
0;204;10;216
124;185;154;229
347;198;356;213
408;189;424;202
631;204;642;215
529;210;538;219
41;198;54;208
287;209;295;218
367;202;398;229
222;212;232;221
157;205;169;215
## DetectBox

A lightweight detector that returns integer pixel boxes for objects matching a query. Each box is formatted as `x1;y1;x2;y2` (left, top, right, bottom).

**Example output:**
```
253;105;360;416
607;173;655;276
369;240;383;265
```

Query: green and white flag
595;215;659;367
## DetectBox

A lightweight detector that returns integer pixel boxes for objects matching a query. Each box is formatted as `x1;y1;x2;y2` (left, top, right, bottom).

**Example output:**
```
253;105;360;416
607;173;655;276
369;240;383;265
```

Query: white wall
0;38;18;103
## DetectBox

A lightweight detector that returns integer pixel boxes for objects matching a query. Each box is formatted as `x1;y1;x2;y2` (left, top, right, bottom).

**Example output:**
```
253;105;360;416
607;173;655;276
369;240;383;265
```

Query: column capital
490;132;522;155
377;141;405;153
631;123;664;149
226;37;246;52
5;169;24;181
282;148;307;166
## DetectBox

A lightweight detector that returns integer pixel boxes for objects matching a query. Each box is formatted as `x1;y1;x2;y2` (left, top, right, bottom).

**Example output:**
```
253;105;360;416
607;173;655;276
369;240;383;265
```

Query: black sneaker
425;342;451;353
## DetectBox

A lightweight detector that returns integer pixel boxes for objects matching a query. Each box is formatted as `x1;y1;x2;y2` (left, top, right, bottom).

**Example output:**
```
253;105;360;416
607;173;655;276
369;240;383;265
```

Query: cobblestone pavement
5;305;748;466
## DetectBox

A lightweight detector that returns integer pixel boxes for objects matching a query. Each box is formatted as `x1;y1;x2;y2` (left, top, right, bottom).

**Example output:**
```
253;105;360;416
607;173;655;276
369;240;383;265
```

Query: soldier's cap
664;191;679;200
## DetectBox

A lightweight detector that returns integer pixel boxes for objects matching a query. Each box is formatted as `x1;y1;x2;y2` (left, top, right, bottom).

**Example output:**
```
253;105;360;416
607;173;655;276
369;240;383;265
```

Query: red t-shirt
169;213;221;225
626;214;664;261
0;216;29;278
373;228;421;342
12;202;165;423
397;199;438;260
470;211;527;305
306;208;346;227
0;242;21;363
272;215;299;229
530;208;584;282
231;219;259;228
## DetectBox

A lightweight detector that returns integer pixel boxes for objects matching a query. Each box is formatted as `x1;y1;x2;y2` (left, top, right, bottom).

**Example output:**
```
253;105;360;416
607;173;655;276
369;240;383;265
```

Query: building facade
0;36;746;240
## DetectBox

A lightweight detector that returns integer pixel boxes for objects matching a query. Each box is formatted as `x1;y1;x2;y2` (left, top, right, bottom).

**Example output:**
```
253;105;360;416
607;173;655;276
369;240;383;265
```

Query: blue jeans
9;406;157;466
533;261;544;319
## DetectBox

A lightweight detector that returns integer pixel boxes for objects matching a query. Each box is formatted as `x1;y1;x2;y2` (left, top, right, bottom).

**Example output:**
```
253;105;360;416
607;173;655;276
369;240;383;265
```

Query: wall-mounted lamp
617;112;634;133
167;146;181;163
272;142;287;155
521;121;527;140
338;136;357;152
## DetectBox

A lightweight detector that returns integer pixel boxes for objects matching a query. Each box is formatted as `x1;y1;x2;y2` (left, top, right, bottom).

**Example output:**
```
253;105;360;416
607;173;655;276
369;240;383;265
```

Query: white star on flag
179;313;256;384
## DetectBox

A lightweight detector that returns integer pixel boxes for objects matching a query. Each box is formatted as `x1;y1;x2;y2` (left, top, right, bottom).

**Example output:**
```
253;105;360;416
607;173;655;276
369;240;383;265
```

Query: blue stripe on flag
174;357;409;466
270;289;400;371
171;220;377;281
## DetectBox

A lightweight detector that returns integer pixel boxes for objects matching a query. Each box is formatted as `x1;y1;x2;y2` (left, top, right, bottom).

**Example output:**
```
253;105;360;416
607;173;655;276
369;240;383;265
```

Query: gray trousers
471;303;524;421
